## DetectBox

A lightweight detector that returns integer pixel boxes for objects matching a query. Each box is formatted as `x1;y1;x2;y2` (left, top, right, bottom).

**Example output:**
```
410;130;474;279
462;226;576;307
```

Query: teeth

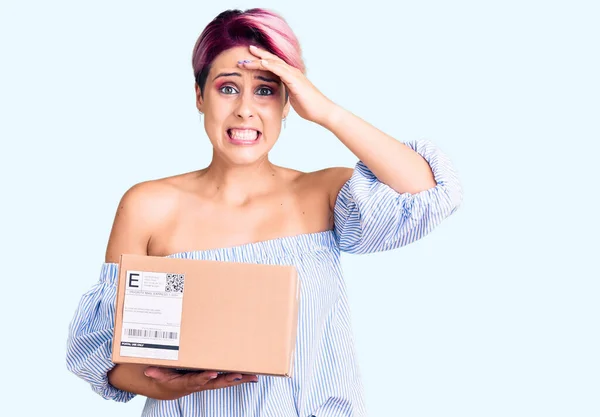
229;129;258;140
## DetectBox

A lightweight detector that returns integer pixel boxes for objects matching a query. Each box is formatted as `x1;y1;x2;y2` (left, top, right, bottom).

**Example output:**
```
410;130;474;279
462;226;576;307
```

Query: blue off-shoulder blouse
66;139;462;417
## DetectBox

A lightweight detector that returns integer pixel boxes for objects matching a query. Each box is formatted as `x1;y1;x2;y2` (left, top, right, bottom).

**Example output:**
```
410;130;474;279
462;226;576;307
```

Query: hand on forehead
210;46;282;83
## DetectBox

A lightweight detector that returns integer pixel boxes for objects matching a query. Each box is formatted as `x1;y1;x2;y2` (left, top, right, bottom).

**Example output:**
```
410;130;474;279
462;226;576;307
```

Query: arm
104;183;161;398
66;261;137;402
66;181;259;401
238;46;463;254
314;86;462;254
329;139;462;254
240;45;436;195
320;106;437;194
106;183;259;398
65;182;160;401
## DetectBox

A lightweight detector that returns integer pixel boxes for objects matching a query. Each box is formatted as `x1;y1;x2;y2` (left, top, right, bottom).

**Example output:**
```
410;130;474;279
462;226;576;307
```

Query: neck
200;152;279;204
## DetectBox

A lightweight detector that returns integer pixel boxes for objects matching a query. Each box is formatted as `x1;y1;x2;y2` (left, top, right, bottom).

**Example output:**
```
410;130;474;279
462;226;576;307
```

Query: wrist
316;102;345;129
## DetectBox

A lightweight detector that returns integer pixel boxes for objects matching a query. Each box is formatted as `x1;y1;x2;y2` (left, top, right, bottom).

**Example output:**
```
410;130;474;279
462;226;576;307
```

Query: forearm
320;105;436;194
108;363;167;400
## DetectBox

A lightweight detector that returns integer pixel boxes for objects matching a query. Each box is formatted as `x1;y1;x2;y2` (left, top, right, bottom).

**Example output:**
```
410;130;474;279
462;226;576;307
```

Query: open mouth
227;128;262;144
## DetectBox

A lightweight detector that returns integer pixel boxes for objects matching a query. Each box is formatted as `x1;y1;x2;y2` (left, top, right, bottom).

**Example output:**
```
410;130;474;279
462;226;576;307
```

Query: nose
235;90;255;119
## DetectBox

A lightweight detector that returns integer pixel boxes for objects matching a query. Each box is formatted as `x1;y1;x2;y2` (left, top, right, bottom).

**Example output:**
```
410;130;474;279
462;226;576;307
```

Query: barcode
124;328;178;340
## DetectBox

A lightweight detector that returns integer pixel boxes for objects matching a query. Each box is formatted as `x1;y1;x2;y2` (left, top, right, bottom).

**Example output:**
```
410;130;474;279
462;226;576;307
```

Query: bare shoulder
301;166;354;210
104;177;182;263
121;178;181;219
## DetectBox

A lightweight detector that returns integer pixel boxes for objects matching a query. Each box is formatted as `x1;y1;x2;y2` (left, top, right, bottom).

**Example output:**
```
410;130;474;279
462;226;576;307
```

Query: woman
66;8;462;417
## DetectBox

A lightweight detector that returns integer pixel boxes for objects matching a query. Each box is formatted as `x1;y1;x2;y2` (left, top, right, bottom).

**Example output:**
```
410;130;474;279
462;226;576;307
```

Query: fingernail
250;45;257;49
261;59;268;66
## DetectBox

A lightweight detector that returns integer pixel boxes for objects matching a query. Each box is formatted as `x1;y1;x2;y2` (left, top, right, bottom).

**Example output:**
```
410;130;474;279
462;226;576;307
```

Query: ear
195;82;204;113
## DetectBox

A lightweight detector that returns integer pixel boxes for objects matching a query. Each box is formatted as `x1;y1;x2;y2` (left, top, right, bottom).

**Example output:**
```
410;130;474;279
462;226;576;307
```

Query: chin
226;152;270;166
214;130;276;165
216;144;272;166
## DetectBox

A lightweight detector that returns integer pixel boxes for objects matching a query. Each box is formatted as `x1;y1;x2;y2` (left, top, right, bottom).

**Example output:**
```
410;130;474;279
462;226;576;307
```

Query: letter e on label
128;272;140;288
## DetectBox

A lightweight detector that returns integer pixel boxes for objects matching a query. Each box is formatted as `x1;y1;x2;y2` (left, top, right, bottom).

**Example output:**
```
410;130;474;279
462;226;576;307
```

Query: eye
256;87;273;96
219;85;239;95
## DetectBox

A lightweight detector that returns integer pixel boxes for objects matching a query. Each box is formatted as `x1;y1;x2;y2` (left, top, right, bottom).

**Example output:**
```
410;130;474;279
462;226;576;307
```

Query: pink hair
192;8;304;96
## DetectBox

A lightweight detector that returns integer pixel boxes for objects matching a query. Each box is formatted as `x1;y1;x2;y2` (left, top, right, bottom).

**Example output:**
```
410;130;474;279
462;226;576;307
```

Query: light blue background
1;0;598;415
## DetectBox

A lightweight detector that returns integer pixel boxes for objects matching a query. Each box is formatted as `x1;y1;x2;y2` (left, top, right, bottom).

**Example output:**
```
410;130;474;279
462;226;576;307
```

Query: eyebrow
212;72;280;84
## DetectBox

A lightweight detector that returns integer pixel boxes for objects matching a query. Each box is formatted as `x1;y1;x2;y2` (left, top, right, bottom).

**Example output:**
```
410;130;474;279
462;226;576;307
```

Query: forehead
212;46;254;66
209;46;280;81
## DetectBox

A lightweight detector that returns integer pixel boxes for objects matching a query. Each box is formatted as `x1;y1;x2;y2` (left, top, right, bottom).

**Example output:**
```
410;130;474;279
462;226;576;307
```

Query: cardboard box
112;254;300;377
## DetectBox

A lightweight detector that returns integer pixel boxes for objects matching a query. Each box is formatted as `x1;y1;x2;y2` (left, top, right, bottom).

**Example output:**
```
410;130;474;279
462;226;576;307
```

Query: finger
248;45;285;64
224;372;244;383
184;370;220;389
225;374;259;388
224;373;259;384
199;372;239;390
144;366;181;382
238;59;294;83
242;374;259;383
204;373;259;390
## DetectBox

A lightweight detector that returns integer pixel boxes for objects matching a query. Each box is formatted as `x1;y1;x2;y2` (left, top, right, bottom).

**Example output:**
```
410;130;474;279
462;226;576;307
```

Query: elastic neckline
165;229;337;263
99;231;338;284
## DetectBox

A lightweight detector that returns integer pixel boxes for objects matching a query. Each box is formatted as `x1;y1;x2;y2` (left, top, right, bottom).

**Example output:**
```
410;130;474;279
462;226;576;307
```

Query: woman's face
196;46;290;166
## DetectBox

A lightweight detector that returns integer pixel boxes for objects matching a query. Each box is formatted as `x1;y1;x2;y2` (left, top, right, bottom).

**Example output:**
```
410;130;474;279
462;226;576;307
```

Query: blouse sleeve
66;262;136;402
333;139;463;254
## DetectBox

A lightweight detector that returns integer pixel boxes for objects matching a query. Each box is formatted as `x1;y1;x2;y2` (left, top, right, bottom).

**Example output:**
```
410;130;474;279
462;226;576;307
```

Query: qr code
166;273;185;293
